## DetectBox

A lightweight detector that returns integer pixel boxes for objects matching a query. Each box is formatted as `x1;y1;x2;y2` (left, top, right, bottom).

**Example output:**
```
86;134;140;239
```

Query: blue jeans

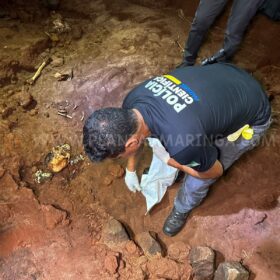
174;118;272;213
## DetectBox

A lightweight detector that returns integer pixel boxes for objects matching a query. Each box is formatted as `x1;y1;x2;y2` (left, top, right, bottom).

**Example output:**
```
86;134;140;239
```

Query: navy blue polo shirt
122;63;271;172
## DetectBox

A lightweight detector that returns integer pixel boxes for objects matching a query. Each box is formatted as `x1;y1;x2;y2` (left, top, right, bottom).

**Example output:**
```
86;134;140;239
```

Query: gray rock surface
189;246;215;280
135;232;162;256
102;218;129;246
214;262;249;280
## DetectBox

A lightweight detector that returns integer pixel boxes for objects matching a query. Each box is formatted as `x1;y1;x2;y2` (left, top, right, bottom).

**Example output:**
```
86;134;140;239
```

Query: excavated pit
0;0;279;279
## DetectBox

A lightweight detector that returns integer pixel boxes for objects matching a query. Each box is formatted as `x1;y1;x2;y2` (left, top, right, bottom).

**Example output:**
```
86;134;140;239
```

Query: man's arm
167;158;223;179
126;154;137;171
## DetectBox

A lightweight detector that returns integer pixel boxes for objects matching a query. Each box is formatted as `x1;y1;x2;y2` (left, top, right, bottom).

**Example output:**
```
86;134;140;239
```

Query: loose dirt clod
104;253;119;274
168;242;191;263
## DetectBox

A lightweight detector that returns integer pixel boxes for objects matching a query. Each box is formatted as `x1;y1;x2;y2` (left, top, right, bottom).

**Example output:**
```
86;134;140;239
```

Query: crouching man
83;63;271;237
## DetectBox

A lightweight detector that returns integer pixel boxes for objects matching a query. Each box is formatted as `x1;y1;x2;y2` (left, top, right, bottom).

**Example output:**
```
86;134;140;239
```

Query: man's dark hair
83;108;138;162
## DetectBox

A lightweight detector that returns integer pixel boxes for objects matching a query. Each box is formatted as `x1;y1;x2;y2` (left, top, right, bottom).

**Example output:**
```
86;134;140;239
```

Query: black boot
163;207;189;237
201;49;226;66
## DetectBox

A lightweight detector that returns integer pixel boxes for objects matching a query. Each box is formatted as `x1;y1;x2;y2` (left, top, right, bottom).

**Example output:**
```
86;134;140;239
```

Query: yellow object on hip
227;124;254;142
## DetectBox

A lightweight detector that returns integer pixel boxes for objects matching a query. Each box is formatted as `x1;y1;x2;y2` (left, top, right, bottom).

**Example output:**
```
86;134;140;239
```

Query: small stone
135;232;162;256
214;262;249;280
104;254;119;274
102;219;129;246
51;56;64;67
71;25;83;40
44;112;50;118
189;246;215;280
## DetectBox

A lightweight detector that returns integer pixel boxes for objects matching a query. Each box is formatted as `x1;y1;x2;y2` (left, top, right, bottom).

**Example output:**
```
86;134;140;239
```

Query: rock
102;219;129;246
42;205;68;230
214;262;249;280
189;246;215;280
51;56;64;67
135;232;162;256
71;25;83;40
104;254;119;274
19;93;34;109
168;242;191;262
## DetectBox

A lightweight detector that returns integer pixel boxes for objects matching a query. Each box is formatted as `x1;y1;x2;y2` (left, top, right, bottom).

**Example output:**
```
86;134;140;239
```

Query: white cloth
140;138;178;214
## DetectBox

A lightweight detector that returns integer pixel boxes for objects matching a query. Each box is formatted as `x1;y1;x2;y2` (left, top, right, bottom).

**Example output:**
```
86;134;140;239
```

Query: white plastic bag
141;138;178;214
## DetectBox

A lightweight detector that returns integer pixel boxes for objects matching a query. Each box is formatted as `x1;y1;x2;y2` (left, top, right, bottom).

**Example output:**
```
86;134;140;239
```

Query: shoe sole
162;228;178;237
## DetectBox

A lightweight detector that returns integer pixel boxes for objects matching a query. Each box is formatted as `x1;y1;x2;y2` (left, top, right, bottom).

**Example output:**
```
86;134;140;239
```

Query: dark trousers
184;0;266;65
174;117;271;213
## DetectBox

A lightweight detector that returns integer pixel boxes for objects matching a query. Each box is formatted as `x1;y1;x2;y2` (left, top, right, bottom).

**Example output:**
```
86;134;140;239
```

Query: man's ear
125;137;139;149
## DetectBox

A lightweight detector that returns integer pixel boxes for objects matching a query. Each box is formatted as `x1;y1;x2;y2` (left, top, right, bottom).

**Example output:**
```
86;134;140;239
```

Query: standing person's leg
183;0;228;66
223;0;266;59
163;118;271;236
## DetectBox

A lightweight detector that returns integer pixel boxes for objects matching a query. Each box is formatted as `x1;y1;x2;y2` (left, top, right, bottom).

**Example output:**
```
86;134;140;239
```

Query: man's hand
124;169;141;192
